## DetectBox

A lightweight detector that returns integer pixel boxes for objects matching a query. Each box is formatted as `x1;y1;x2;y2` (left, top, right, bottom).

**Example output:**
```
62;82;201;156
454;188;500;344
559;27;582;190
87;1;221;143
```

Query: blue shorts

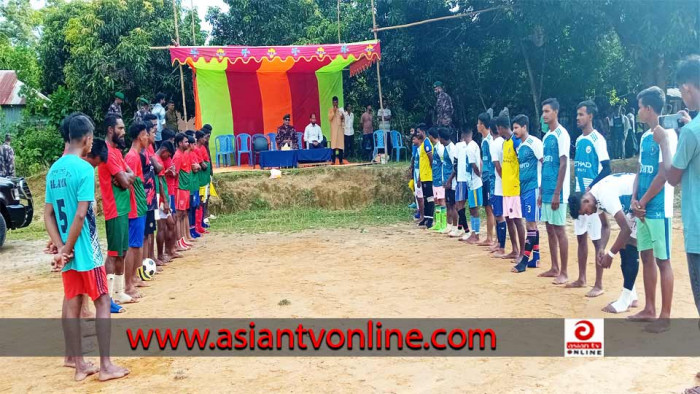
169;194;176;213
482;179;492;207
468;187;483;208
490;195;503;217
455;182;468;202
521;188;539;222
190;191;200;209
128;216;146;248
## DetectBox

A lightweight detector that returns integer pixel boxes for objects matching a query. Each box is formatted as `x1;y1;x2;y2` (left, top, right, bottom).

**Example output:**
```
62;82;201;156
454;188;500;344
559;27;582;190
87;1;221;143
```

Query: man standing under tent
329;96;345;164
361;105;374;161
342;104;355;157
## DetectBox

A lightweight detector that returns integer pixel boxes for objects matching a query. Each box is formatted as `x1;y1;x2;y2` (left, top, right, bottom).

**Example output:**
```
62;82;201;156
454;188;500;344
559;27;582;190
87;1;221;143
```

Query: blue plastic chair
390;130;407;161
251;134;269;168
296;132;304;149
372;130;387;160
267;133;277;151
236;133;252;166
214;134;234;167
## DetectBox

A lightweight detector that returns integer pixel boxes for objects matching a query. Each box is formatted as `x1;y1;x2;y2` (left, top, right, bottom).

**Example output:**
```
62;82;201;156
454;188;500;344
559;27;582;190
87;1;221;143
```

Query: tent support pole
173;0;188;123
370;0;386;161
337;0;341;43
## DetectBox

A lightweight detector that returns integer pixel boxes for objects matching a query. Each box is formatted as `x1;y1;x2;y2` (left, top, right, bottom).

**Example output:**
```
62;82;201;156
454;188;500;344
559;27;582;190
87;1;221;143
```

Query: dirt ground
0;220;699;393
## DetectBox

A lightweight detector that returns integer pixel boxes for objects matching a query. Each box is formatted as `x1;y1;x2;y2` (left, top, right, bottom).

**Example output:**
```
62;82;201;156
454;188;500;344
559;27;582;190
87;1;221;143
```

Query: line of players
411;89;678;329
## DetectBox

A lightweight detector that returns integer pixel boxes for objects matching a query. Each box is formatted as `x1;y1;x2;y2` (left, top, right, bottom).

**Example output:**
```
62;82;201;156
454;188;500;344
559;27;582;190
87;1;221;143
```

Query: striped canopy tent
169;40;381;142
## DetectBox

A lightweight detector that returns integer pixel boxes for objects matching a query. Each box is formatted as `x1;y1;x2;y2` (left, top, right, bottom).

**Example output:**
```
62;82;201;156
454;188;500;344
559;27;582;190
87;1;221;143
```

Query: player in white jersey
569;100;610;297
570;173;640;314
489;121;507;255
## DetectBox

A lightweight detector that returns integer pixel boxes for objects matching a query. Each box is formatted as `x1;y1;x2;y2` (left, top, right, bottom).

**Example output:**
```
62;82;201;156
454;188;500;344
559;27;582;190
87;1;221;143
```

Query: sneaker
203;218;210;225
408;202;417;209
460;233;470;242
425;219;434;229
449;229;464;238
440;226;452;234
189;229;201;239
417;219;426;227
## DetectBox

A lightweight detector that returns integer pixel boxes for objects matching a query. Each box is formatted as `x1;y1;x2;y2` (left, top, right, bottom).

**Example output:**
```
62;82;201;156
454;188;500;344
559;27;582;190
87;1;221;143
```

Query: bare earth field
0;220;698;393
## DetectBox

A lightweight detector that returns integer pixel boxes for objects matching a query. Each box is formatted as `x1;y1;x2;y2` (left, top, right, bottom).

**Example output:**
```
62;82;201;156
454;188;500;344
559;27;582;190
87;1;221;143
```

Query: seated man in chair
276;114;298;150
304;113;324;149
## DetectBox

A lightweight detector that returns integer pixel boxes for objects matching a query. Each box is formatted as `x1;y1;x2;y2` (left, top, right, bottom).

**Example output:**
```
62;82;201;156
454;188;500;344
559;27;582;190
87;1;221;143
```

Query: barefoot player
570;173;639;314
124;122;149;298
495;114;524;259
628;86;677;331
569;100;610;297
438;128;457;234
477;112;496;247
98;114;136;310
45;114;129;381
173;133;193;249
463;128;483;244
511;115;543;273
539;98;571;285
489;120;507;254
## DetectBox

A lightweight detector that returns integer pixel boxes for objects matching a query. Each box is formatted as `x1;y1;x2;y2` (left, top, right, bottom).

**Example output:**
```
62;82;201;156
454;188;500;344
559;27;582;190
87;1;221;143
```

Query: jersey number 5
57;199;68;233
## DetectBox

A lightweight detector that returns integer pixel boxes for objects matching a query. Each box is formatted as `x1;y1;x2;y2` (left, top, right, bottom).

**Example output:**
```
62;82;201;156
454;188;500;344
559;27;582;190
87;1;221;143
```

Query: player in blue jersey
438;128;457;234
538;98;571;285
570;173;639;314
569;100;610;297
476;112;496;246
45;114;129;382
511;115;544;273
628;87;678;331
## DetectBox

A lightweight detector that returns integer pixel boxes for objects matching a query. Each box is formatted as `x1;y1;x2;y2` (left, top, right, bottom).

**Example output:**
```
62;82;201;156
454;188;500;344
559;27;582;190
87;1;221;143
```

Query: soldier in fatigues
434;81;454;128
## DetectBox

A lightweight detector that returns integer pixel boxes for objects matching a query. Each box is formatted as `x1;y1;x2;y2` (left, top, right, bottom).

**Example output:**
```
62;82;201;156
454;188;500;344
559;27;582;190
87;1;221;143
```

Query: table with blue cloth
259;150;297;169
297;148;332;163
258;148;332;169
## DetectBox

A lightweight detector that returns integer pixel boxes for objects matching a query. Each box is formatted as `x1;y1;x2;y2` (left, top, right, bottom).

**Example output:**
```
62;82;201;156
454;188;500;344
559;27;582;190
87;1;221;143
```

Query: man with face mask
97;114;136;312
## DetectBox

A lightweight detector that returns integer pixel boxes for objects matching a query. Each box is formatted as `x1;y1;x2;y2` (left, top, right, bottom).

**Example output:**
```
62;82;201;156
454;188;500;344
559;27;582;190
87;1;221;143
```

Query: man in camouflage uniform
107;92;124;117
434;81;454;128
133;97;151;124
276;114;299;149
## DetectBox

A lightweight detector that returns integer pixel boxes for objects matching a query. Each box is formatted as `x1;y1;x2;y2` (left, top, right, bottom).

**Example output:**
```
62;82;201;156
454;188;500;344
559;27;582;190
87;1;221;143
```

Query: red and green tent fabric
170;40;381;143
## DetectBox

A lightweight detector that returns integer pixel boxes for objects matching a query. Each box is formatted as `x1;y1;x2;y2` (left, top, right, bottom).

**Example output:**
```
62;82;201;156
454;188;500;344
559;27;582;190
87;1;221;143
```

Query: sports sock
471;217;480;234
521;229;536;266
458;208;467;231
497;221;506;248
620;244;639;291
533;230;540;262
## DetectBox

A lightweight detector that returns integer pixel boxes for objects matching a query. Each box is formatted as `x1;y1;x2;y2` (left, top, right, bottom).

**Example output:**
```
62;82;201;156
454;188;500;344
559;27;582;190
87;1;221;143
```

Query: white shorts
155;194;171;220
574;213;602;240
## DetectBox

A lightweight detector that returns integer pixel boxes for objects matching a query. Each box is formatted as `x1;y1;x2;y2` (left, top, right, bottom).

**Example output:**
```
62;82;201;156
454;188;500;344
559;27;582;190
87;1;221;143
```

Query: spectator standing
0;134;15;177
361;105;374;161
107;92;124;117
434;81;454;128
342;104;355;157
165;100;179;132
151;93;167;148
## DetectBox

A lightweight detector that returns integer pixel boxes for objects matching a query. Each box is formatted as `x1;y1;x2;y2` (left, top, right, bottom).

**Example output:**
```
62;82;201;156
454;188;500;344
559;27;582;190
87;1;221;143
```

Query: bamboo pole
372;5;504;33
370;0;386;161
172;0;187;123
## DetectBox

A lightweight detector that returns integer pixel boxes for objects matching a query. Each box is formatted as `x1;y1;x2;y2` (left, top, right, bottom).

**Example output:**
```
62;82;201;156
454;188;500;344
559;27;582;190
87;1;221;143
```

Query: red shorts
176;189;190;211
62;266;109;301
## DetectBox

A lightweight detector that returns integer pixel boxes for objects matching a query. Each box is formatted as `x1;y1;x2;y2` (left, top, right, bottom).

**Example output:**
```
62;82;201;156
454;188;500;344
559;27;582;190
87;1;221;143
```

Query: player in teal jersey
45;114;129;382
629;87;678;332
539;98;571;285
477;112;496;247
569;100;610;297
511;115;544;273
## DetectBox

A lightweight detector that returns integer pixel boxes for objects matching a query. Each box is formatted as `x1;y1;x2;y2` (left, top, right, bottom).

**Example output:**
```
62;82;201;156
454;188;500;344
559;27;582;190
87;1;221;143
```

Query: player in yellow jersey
496;114;525;261
416;126;435;228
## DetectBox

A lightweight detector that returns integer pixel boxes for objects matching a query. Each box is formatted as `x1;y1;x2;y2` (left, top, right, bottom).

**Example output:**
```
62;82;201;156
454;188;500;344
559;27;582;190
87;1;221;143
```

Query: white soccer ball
139;258;157;281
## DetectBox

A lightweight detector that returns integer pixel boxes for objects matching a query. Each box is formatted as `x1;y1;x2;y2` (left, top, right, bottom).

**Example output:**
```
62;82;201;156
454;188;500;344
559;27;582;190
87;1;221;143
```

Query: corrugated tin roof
0;70;49;106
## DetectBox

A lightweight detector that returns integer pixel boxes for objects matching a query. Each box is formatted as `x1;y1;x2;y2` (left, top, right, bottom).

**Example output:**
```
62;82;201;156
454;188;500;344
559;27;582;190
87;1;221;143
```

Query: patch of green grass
210;204;411;234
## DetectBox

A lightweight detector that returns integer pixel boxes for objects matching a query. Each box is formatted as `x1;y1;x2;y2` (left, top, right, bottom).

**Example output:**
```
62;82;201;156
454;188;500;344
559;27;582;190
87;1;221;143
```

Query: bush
11;119;63;176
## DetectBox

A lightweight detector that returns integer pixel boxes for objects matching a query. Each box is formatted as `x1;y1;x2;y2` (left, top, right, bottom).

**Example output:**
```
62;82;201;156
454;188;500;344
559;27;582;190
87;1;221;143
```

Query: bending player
570;173;639;314
511;115;543;272
569;100;610;296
